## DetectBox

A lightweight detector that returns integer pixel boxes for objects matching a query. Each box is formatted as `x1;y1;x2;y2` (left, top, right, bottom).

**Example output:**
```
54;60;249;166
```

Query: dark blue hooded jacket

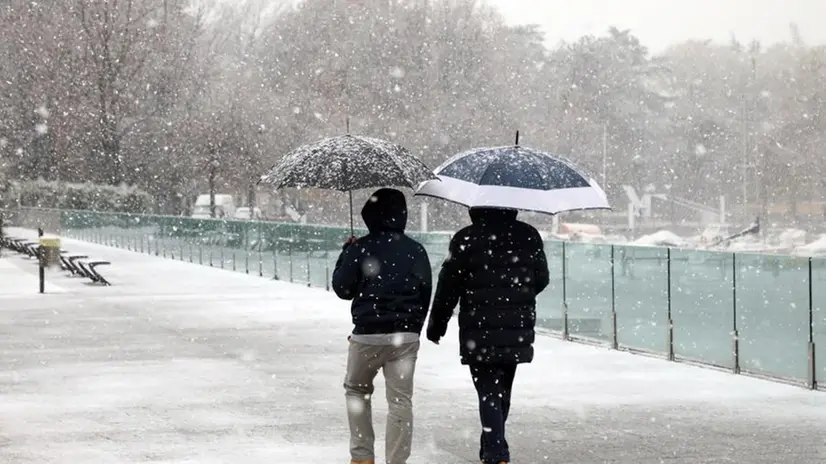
332;188;432;335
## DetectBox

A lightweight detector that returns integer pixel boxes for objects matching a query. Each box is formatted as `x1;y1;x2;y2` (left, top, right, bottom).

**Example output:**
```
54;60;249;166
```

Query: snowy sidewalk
1;230;826;463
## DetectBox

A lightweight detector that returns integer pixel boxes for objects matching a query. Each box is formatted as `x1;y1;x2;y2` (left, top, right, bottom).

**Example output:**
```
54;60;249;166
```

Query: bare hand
344;236;357;246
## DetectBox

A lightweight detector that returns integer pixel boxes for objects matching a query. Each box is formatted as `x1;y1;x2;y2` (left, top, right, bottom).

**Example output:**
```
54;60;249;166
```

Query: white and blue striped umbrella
414;145;611;215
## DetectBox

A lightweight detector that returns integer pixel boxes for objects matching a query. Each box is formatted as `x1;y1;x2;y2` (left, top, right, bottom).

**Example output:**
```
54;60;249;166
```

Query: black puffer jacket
426;208;549;364
332;188;433;335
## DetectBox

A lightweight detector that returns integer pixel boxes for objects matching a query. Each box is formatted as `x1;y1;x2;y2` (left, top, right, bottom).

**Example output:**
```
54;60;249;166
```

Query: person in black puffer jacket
425;207;549;464
332;188;432;464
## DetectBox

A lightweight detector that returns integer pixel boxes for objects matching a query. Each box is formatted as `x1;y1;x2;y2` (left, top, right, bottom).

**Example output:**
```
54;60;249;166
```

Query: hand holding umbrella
343;235;358;248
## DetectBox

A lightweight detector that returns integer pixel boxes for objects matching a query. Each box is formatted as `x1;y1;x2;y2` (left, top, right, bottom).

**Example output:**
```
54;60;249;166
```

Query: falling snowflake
346;395;369;415
361;256;381;277
389;66;406;78
391;333;405;347
34;105;50;119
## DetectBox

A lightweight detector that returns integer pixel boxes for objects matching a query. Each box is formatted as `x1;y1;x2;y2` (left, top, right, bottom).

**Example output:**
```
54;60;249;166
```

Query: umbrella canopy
260;134;435;191
414;145;610;215
259;134;437;234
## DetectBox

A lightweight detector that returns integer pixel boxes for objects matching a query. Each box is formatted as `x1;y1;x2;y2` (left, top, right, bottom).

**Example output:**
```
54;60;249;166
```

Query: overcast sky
487;0;826;53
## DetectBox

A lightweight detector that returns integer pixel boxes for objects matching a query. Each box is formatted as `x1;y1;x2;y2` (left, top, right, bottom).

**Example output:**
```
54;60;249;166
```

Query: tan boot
350;460;375;464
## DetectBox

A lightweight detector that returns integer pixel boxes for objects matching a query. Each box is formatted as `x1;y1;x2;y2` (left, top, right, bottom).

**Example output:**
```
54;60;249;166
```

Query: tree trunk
99;111;123;184
208;164;217;218
247;183;255;215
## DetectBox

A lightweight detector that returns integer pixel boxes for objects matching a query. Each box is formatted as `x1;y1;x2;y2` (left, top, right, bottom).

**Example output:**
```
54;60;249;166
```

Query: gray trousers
344;338;420;464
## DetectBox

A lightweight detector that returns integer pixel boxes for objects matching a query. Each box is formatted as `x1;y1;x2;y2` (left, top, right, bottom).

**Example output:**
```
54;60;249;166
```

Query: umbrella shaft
349;191;354;236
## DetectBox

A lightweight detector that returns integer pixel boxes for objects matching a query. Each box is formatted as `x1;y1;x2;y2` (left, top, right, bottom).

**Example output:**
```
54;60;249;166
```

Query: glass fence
3;207;823;389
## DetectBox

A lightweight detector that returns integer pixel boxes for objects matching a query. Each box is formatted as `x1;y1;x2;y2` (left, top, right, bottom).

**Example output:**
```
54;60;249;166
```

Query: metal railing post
325;249;331;291
808;257;817;389
611;245;618;350
732;253;740;374
562;241;569;341
288;242;294;283
306;251;311;287
665;248;674;361
258;227;263;277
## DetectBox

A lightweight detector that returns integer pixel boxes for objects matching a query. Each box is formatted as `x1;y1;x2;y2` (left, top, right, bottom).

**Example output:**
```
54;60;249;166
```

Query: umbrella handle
349;190;354;236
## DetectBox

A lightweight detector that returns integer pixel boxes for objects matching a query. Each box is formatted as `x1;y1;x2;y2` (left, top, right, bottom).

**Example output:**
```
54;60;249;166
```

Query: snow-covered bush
9;179;153;213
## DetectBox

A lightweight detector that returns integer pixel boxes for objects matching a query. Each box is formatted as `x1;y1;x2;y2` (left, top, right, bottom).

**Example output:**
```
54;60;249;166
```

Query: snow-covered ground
1;230;826;463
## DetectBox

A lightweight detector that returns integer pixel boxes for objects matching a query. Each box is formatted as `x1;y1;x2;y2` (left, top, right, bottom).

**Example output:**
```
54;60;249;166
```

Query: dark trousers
469;363;517;463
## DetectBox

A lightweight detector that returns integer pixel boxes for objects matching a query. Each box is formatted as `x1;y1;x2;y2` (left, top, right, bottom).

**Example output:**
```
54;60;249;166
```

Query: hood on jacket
469;207;518;225
361;188;407;233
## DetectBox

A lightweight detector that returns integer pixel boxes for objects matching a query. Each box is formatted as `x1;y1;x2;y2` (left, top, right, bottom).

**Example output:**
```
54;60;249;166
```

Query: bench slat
88;261;112;286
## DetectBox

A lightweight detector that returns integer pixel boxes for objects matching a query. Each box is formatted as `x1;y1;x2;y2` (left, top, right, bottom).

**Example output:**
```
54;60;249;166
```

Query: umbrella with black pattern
259;133;437;234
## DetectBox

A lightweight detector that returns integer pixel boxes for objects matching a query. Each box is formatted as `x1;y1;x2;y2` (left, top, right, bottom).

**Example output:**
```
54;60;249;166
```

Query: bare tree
3;0;825;226
73;0;206;184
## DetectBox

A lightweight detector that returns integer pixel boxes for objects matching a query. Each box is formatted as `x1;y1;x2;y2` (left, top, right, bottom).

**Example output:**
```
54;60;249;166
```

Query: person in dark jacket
332;188;432;464
425;207;549;464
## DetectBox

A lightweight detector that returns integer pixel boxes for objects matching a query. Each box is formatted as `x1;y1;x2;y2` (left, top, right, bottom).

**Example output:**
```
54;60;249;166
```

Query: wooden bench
3;237;51;259
58;251;72;271
8;238;26;253
0;236;13;252
22;241;40;258
57;251;113;286
86;261;112;286
63;254;90;276
3;237;26;254
67;256;111;285
2;236;113;286
3;238;39;258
